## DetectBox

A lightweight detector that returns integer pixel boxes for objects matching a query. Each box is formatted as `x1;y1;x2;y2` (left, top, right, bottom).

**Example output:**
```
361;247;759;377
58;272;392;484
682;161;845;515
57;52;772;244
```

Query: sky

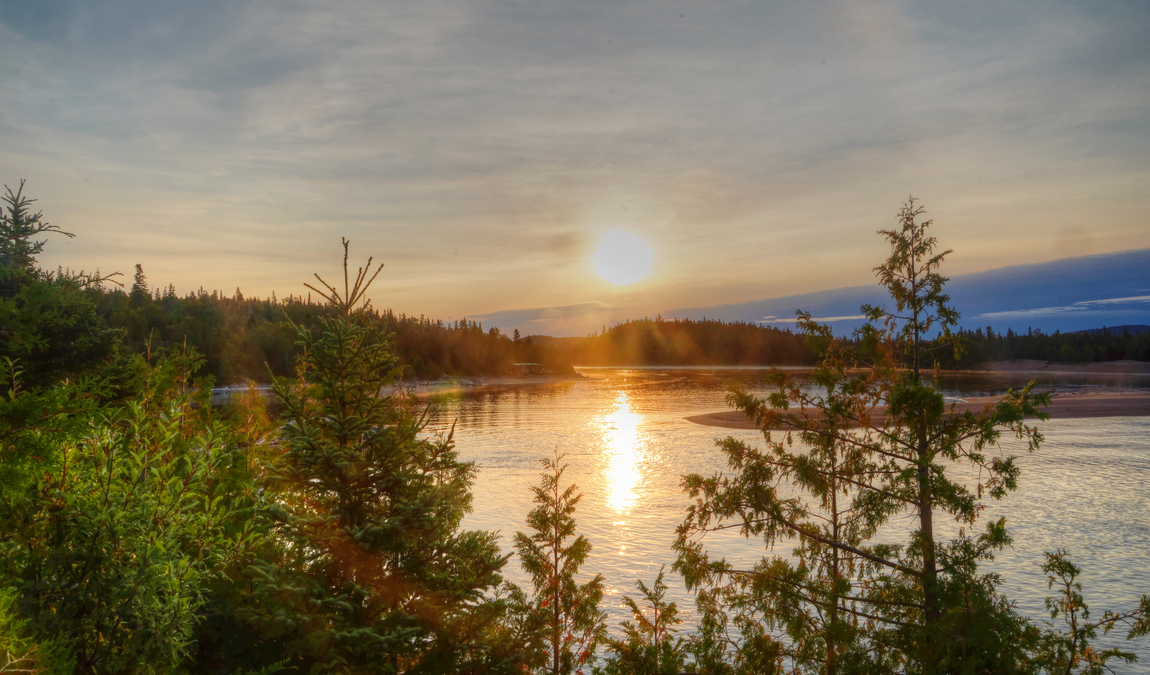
3;0;1148;336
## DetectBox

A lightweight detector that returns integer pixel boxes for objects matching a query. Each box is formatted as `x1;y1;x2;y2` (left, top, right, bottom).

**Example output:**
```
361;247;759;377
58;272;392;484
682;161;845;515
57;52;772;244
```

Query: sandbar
685;389;1150;430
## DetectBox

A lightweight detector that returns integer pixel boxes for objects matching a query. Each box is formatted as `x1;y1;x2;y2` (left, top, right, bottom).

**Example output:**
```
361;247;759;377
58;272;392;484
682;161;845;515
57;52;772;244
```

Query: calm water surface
428;368;1150;669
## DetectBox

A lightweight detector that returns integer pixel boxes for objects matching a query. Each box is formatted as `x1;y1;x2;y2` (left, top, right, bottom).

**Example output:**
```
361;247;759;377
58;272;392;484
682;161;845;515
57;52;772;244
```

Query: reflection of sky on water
600;391;646;514
428;368;1150;672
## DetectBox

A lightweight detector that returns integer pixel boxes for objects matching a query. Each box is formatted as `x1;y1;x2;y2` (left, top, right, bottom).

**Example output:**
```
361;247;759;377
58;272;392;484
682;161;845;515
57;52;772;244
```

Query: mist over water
428;368;1150;671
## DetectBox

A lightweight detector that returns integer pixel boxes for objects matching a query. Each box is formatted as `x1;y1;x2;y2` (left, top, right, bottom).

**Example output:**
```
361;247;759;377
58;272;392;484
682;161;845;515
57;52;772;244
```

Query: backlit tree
246;240;528;673
514;451;606;675
675;197;1049;674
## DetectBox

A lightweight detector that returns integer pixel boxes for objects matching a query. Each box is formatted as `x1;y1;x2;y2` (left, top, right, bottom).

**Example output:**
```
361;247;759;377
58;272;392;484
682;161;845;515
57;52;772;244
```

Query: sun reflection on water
599;391;646;514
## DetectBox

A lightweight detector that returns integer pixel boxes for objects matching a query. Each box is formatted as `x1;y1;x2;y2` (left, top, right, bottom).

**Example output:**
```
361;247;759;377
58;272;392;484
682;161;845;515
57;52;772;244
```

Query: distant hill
1070;325;1150;336
666;248;1150;336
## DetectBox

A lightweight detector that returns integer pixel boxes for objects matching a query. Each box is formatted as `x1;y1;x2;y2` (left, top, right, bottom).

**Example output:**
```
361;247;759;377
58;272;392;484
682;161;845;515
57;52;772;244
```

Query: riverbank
209;374;585;405
686;389;1150;430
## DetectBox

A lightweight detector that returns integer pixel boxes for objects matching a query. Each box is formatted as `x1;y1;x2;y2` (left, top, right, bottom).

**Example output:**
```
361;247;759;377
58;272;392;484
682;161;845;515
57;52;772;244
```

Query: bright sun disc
592;229;654;285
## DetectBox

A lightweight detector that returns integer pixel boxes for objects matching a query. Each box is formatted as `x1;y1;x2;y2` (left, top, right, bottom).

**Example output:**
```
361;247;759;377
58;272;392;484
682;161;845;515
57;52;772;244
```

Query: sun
592;230;654;285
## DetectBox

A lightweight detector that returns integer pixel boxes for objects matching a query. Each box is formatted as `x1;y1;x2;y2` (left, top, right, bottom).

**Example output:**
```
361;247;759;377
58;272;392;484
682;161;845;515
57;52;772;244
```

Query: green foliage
1034;550;1150;674
595;567;687;675
0;350;261;674
513;451;606;675
0;182;123;393
245;241;527;673
0;180;73;275
0;355;109;504
0;269;124;391
862;196;959;378
0;588;72;675
84;286;572;384
931;325;1150;368
675;197;1051;674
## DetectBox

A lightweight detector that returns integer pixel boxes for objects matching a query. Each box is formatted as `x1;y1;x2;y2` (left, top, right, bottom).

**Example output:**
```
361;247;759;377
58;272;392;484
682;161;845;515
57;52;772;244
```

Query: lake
428;367;1150;670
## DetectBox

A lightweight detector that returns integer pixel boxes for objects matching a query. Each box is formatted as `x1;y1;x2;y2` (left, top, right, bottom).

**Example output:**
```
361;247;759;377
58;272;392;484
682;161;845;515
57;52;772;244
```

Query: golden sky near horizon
3;0;1148;335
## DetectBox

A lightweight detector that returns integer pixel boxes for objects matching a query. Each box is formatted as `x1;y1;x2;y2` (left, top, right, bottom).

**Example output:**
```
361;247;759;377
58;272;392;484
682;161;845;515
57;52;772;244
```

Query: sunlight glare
599;391;646;513
592;230;654;285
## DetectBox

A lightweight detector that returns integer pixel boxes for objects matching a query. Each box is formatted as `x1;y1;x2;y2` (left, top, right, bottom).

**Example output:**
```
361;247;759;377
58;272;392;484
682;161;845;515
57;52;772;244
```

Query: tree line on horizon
538;318;817;367
4;182;1149;674
931;324;1150;367
82;267;574;384
81;275;1149;386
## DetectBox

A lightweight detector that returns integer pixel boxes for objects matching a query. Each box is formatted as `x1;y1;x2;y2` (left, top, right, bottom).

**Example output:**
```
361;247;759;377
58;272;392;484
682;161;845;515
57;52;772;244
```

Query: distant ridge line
1069;324;1150;336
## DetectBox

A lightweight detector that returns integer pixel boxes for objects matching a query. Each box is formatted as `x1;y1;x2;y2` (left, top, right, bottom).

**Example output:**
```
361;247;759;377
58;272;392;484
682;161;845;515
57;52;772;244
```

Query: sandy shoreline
686;389;1150;430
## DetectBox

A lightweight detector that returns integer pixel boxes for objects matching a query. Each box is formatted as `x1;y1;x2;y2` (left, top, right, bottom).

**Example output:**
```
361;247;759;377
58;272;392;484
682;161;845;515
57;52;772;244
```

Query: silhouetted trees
930;325;1150;367
84;287;577;384
549;318;815;367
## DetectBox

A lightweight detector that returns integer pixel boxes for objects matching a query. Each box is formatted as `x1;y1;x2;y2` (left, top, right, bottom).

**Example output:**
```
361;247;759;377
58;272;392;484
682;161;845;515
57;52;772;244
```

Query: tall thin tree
514;451;606;675
676;197;1049;674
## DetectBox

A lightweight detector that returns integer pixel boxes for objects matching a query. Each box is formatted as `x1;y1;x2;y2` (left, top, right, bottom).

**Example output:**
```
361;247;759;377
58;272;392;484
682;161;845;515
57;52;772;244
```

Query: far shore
399;374;585;398
210;360;1149;407
573;359;1150;376
209;374;585;405
686;389;1150;430
961;359;1150;375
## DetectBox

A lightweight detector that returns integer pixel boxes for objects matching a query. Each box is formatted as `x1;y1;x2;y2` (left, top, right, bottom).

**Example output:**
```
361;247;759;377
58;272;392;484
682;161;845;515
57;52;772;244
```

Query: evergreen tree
0;182;122;390
595;567;687;675
1033;550;1150;673
675;198;1050;674
246;240;526;673
0;180;72;274
514;451;606;675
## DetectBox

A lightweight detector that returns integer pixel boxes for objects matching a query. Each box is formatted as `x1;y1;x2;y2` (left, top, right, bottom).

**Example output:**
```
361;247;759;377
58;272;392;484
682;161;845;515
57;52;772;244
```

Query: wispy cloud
1076;295;1150;306
474;301;617;326
975;295;1150;320
2;0;1149;324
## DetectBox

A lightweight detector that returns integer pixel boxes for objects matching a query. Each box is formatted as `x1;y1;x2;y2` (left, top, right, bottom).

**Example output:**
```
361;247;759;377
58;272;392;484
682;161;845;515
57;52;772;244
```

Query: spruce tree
0;180;73;274
247;240;526;673
0;181;121;390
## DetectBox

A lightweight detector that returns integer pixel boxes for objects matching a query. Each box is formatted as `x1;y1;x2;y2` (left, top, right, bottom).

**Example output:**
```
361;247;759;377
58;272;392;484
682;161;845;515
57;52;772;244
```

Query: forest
931;325;1150;368
3;184;1149;675
82;269;574;384
535;318;815;367
77;276;1147;389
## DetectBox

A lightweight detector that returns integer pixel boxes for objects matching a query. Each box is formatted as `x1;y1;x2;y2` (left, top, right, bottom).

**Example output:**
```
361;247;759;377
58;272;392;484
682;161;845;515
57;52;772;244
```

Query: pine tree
514;451;606;675
247;239;526;673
